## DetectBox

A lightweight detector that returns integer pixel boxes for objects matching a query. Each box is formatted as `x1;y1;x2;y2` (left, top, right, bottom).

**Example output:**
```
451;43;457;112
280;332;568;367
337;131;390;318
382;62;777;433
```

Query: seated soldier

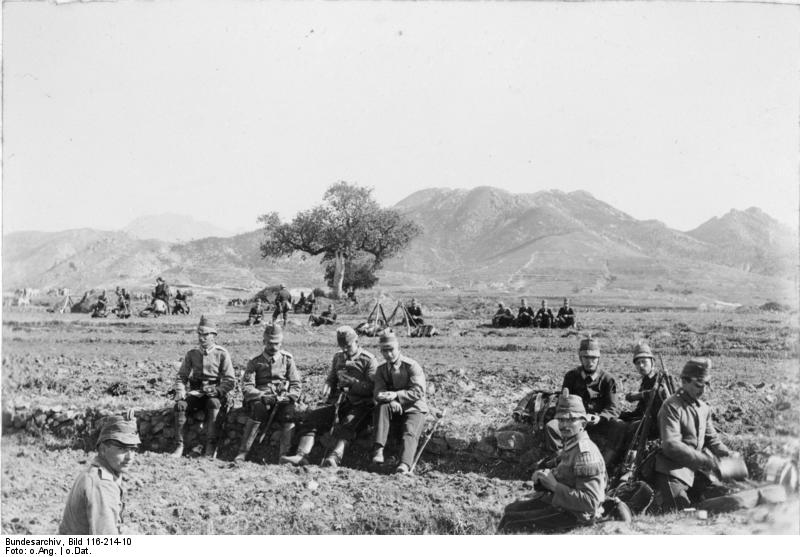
307;292;316;311
91;290;109;318
247;299;265;326
170;316;236;458
115;288;131;319
620;341;672;424
281;326;377;467
515;298;535;327
555;298;576;329
498;390;606;533
654;358;736;512
234;324;301;462
371;330;429;474
533;300;555;328
295;292;307;313
542;338;625;468
492;303;514;328
310;304;338;327
405;298;424;327
60;413;140;535
172;289;190;315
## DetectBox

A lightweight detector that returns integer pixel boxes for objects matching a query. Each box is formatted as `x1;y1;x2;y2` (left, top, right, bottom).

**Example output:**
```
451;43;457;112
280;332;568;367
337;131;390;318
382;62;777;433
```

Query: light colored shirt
59;457;124;535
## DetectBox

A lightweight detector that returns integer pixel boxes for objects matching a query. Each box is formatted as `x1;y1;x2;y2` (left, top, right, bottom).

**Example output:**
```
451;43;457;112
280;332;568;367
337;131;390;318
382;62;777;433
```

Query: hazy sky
2;0;799;235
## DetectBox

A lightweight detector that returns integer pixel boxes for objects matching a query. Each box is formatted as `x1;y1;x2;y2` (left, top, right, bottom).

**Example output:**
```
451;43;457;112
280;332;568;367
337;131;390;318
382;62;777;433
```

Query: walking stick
320;390;347;465
410;408;446;474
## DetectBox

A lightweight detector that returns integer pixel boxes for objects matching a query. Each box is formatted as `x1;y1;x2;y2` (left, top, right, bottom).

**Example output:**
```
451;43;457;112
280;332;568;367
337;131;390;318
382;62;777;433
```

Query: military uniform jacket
406;305;423;318
176;345;236;396
557;307;575;319
656;389;731;486
517;305;534;317
535;308;554;320
248;305;264;318
243;350;301;402
59;457;125;535
561;367;620;421
622;373;672;421
374;354;429;414
544;431;607;521
325;348;378;405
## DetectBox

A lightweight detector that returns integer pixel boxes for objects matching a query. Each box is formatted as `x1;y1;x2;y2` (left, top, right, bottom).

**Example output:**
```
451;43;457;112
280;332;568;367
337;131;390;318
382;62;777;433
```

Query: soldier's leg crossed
655;472;691;512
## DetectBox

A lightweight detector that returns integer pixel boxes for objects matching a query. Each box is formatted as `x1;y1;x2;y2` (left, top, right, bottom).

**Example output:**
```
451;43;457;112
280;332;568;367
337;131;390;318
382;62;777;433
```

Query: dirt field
2;304;798;534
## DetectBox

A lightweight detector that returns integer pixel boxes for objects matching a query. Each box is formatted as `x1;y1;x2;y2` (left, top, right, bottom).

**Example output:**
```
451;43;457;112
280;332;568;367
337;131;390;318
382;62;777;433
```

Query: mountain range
3;187;797;305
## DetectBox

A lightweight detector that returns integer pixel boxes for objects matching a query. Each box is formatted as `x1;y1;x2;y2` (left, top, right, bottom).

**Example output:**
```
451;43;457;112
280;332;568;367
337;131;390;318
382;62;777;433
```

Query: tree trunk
332;252;345;299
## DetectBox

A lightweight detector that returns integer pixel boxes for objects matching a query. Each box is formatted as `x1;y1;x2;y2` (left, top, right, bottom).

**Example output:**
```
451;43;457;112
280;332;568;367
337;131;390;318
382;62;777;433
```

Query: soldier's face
198;332;216;349
340;339;359;357
99;441;136;475
683;377;708;400
264;339;282;355
580;355;599;373
634;357;654;378
557;417;585;440
380;342;400;363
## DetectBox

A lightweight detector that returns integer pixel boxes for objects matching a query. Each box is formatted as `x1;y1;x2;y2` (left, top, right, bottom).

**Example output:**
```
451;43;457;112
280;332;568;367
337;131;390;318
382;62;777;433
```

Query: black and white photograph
1;0;798;545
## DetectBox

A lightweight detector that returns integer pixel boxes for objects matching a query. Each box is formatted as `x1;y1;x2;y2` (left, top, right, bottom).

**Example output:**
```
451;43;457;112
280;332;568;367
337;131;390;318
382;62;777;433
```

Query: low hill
123;214;236;243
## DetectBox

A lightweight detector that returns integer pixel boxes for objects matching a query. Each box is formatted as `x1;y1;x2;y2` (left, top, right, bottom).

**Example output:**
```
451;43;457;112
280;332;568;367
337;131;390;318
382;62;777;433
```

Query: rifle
256;380;289;445
319;390;347;465
613;356;674;486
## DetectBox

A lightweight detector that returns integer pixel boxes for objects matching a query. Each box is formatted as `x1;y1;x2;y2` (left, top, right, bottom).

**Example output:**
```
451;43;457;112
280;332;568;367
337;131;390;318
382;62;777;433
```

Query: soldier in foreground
654;357;736;511
235;323;301;462
498;390;606;533
60;413;140;535
247;298;265;326
281;326;377;467
170;316;236;457
272;284;293;326
555;298;576;328
371;330;429;474
542;338;623;466
533;299;555;328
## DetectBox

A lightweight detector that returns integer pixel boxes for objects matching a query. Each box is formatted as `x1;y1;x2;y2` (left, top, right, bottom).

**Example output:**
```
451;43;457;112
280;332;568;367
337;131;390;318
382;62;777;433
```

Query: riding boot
278;422;295;458
323;439;348;468
170;412;186;458
234;419;261;462
280;433;315;466
204;409;220;457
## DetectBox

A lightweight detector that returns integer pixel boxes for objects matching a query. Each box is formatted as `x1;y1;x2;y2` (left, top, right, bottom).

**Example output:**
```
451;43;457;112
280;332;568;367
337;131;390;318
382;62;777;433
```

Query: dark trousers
655;472;715;512
298;399;374;441
174;393;222;424
245;399;295;425
373;404;427;467
498;496;582;533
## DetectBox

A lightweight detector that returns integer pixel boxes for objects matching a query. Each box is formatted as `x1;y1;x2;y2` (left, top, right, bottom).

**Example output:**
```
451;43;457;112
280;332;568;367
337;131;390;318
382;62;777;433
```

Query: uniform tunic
175;345;236;395
326;348;377;405
59;457;125;535
498;431;606;532
243;350;301;402
656;389;731;487
374;355;428;414
561;367;620;420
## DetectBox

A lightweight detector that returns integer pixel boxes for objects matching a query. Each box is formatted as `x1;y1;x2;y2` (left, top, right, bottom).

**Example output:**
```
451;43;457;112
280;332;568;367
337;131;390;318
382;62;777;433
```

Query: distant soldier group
494;298;575;329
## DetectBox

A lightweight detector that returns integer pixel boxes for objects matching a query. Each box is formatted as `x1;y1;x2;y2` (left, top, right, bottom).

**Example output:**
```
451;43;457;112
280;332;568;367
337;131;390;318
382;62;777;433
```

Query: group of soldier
493;298;576;329
60;297;743;536
89;278;190;318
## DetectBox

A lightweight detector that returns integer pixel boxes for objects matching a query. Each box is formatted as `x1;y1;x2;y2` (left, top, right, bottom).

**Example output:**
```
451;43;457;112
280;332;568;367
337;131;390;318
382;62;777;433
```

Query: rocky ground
2;303;798;535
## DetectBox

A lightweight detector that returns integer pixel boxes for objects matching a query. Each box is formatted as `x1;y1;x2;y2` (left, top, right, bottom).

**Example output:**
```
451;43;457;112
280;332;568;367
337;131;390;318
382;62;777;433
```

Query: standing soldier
555;298;576;328
153;277;170;304
371;330;429;474
281;326;377;467
170;315;236;458
654;357;736;511
272;284;293;326
542;338;622;466
498;390;606;533
234;323;301;462
60;413;140;534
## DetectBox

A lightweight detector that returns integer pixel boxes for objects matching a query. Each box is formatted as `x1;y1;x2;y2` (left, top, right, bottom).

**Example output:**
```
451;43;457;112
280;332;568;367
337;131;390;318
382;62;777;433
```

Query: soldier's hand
203;385;219;396
586;413;601;425
388;400;403;414
533;469;557;491
173;391;185;402
261;394;278;406
377;391;397;403
338;375;356;388
321;384;332;399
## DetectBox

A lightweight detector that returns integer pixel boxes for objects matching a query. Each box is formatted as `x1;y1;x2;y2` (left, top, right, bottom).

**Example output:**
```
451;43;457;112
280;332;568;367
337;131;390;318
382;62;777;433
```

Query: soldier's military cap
264;323;284;342
632;341;655;362
379;329;399;347
579;337;600;357
555;388;588;419
336;325;358;345
197;315;217;335
96;412;140;448
681;357;711;382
